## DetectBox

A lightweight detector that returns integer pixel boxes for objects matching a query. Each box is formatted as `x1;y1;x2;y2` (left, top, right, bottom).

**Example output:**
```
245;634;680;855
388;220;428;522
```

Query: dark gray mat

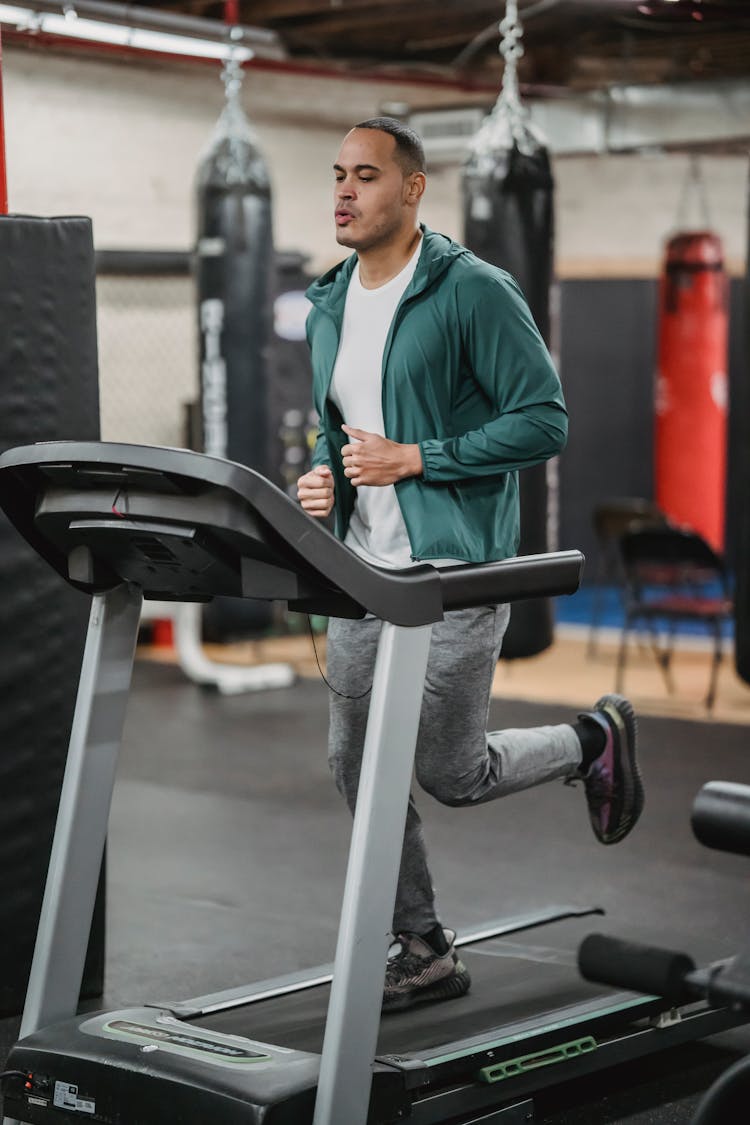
3;658;749;1123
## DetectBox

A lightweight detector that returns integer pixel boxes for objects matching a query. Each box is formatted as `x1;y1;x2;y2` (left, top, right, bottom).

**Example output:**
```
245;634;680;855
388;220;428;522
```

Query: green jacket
305;226;567;563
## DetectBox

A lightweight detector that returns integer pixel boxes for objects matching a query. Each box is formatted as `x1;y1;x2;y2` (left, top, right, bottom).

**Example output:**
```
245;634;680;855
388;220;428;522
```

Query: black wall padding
463;141;555;659
557;278;744;586
0;215;104;1016
733;177;750;685
557;279;657;567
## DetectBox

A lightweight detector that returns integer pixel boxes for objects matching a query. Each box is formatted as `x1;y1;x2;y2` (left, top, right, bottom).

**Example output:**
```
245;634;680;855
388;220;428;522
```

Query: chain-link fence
96;254;198;449
94;250;321;641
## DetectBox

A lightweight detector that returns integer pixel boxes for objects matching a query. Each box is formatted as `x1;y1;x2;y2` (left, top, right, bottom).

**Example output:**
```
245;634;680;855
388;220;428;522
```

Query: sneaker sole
593;693;644;845
382;964;471;1014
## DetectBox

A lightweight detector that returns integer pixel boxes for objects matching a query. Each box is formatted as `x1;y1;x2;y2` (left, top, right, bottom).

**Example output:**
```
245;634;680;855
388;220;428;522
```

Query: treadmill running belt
190;924;633;1059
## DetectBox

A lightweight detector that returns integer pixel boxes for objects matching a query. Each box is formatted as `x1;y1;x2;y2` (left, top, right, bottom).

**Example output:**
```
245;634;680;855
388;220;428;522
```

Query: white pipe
0;0;284;60
173;603;295;697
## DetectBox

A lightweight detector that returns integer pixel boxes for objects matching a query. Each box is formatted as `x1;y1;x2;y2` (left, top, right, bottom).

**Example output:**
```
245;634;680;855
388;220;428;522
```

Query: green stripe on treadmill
426;995;654;1066
478;1036;597;1083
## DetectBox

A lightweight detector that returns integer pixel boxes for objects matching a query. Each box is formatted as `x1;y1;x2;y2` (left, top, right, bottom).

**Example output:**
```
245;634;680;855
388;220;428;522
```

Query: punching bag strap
675;155;712;231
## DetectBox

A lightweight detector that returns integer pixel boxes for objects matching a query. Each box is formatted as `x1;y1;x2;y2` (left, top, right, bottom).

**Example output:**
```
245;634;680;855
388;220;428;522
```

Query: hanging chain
498;0;525;129
221;51;244;108
220;53;246;184
215;44;261;184
470;1;531;160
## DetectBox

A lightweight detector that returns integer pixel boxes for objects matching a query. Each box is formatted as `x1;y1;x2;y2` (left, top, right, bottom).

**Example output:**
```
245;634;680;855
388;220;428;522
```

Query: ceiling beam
244;0;496;24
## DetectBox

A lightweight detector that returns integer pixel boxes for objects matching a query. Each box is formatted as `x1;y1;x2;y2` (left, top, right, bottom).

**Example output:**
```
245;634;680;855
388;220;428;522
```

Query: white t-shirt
328;238;422;568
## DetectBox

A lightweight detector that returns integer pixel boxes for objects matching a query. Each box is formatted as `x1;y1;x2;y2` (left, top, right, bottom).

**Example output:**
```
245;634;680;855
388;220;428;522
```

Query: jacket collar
305;225;465;320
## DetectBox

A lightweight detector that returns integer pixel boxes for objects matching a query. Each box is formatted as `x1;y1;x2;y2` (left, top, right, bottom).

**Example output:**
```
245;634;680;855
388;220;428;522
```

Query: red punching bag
655;231;729;552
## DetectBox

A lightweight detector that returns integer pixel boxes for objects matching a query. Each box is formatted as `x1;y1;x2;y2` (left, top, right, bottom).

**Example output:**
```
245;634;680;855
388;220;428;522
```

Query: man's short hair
354;117;426;175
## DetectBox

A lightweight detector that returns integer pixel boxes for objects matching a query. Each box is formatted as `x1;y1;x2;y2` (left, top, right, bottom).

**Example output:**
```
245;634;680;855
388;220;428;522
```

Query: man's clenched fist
340;425;423;486
297;464;335;518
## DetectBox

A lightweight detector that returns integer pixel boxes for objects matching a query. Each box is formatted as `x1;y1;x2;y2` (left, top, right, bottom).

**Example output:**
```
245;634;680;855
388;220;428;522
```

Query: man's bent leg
412;607;643;846
413;604;581;809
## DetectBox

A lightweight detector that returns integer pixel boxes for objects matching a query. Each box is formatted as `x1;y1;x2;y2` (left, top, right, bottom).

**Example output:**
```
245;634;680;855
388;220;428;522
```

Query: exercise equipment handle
578;933;696;1006
692;781;750;858
439;550;583;611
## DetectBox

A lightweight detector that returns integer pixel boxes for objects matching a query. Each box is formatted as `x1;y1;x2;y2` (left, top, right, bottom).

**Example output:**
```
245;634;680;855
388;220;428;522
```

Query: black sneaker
574;693;644;845
382;928;471;1013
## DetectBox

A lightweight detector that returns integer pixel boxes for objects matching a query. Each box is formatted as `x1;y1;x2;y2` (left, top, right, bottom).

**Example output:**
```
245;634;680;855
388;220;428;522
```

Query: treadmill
0;441;745;1125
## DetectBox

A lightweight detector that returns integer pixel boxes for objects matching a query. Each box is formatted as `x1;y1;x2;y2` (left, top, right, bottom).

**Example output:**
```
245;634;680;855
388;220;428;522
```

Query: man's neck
357;225;422;290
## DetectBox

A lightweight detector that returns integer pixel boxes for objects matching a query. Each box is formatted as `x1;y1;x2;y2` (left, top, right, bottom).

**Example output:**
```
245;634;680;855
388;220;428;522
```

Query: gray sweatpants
326;605;583;935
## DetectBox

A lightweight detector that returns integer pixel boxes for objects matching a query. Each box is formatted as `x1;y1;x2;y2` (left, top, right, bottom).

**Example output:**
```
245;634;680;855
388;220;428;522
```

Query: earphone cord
306;615;372;700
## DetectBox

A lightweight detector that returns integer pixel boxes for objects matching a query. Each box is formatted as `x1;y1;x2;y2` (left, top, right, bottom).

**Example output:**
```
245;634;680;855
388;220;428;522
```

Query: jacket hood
305;226;468;316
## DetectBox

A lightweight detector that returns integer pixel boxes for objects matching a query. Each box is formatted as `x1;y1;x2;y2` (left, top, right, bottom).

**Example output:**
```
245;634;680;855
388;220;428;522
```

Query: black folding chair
616;526;733;712
587;498;667;658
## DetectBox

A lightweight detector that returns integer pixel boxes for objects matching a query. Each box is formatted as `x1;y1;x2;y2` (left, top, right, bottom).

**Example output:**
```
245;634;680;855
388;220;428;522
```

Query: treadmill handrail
0;441;584;626
439;552;584;611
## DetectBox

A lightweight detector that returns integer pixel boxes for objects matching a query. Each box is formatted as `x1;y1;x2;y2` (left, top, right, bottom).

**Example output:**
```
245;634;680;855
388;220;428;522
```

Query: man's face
333;128;416;252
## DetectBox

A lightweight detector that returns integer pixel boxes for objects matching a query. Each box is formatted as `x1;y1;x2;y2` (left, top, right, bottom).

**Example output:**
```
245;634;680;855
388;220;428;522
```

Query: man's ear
405;172;426;205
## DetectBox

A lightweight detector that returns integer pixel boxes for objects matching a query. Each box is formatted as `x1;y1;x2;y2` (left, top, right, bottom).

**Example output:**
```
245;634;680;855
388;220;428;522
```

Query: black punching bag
463;121;556;659
735;168;750;685
196;62;274;638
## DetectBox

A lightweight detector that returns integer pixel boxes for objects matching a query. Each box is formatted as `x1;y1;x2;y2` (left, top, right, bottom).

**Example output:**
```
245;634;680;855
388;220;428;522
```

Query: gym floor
3;639;748;1125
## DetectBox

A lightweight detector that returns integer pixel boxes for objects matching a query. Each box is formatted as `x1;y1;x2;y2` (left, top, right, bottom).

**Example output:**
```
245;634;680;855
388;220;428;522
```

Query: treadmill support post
18;584;143;1038
313;621;433;1125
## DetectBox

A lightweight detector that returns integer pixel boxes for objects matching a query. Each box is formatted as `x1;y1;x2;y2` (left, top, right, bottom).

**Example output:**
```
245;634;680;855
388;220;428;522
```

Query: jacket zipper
316;301;348;533
316;250;431;552
380;287;422;559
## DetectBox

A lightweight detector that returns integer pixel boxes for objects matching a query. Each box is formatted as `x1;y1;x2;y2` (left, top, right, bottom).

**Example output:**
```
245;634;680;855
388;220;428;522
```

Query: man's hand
341;425;423;487
297;465;335;518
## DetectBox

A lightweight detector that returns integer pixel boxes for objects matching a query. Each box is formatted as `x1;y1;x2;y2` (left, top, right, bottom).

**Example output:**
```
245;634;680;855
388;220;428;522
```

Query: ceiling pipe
0;0;285;60
0;11;510;92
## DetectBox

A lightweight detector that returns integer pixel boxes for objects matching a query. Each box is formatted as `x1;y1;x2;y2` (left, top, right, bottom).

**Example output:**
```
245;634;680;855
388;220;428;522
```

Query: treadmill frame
9;589;746;1125
5;585;438;1125
3;442;745;1125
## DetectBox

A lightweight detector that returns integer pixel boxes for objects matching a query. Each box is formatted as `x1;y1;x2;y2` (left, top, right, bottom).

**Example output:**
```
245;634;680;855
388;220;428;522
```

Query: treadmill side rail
161;904;604;1018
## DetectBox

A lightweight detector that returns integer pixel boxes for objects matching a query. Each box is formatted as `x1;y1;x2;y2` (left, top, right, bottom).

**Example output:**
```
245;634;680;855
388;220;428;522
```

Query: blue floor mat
555;585;734;639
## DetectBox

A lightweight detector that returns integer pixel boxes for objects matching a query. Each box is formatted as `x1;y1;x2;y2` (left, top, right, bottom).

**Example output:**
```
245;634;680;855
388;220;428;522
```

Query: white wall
3;45;747;445
6;47;747;275
4;47;481;273
554;153;747;278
